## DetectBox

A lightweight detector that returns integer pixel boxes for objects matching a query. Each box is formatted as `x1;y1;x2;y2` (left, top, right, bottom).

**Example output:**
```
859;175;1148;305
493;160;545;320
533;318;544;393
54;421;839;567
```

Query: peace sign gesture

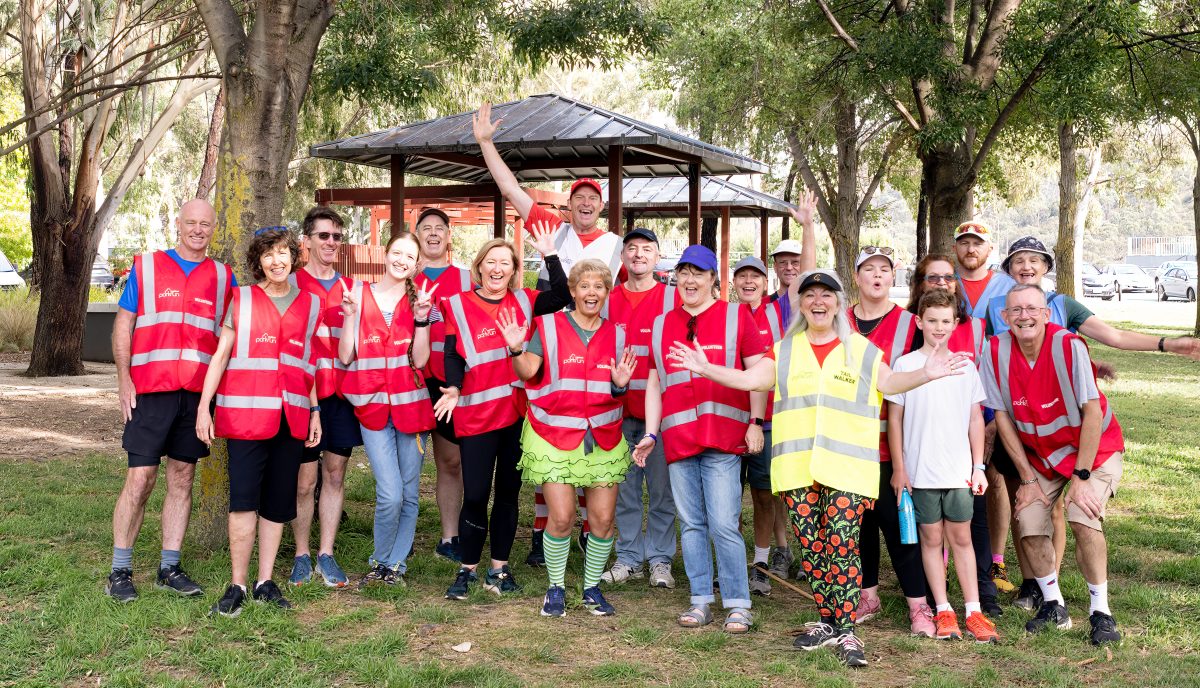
341;286;359;319
473;102;502;144
526;219;559;257
611;347;638;388
496;307;527;352
414;281;439;321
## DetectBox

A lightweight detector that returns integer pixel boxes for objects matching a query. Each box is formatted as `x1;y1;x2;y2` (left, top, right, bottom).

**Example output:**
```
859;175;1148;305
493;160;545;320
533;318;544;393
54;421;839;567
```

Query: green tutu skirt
517;420;631;487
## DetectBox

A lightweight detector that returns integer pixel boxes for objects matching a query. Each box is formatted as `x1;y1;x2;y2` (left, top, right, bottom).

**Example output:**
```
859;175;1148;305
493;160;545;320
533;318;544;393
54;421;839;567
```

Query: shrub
0;287;37;352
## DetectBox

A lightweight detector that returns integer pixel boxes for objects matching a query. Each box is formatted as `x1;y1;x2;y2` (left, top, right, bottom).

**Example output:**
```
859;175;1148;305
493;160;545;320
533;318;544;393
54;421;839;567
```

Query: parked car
91;261;116;290
1081;262;1116;300
1154;258;1197;289
1156;264;1197;302
654;255;679;285
0;249;25;290
1103;263;1155;293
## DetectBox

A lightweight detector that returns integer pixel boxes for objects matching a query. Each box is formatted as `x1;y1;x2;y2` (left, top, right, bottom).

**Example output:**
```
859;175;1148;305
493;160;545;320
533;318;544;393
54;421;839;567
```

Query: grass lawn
1;325;1199;687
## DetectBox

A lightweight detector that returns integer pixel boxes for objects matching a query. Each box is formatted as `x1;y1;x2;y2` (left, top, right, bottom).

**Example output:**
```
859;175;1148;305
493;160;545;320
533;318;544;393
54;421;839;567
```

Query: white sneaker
648;561;675;589
600;562;644;584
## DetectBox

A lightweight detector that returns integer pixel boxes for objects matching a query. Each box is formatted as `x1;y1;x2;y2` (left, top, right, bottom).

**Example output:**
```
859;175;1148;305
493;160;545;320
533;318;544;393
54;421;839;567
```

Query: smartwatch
1072;468;1091;481
508;344;524;357
972;464;987;473
751;417;765;427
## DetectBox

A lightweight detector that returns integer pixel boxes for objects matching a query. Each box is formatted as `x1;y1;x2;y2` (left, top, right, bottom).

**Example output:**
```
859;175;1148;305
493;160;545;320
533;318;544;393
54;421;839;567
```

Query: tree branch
193;0;247;71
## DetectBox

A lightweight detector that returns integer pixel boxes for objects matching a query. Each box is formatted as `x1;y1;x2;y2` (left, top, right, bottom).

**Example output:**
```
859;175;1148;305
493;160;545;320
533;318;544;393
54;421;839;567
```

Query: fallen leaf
1077;658;1096;667
452;641;472;653
1106;646;1113;662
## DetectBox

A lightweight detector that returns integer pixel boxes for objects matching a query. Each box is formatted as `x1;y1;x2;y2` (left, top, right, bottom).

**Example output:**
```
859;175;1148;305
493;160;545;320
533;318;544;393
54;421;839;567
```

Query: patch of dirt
0;353;123;461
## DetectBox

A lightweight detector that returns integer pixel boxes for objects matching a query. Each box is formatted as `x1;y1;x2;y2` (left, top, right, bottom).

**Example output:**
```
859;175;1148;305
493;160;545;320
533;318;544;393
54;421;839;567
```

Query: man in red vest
108;199;234;602
980;284;1124;646
286;207;361;588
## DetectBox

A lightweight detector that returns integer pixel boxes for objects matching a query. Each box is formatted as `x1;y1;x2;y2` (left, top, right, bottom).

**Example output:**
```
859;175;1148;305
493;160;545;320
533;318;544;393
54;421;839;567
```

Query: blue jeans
360;421;423;572
668;450;751;609
614;417;677;567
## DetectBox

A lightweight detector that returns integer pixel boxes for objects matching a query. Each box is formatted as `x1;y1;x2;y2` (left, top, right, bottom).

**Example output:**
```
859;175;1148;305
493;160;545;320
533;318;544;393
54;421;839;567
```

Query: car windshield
1186;267;1198;278
1114;265;1142;275
0;253;14;272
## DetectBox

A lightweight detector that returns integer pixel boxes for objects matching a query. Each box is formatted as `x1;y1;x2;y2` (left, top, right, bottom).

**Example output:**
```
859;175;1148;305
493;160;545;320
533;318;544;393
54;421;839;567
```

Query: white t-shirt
885;349;986;489
537;222;622;286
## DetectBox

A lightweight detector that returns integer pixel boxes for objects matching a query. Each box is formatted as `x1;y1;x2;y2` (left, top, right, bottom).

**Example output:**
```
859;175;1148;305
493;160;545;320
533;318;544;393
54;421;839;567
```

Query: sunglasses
254;225;288;236
924;273;955;284
686;315;698;342
956;223;987;235
860;246;894;256
310;231;344;242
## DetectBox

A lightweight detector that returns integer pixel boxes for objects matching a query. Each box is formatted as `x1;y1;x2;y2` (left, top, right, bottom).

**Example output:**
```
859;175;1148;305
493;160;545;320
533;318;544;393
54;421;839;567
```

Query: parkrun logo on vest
1013;397;1029;407
362;334;381;344
834;370;857;385
158;287;181;299
476;327;497;340
563;354;585;365
255;333;277;344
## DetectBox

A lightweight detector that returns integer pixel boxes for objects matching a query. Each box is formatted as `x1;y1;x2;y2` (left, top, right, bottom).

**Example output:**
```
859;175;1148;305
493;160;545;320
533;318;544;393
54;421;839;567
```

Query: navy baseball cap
677;245;718;273
623;227;659;244
796;269;844;293
1001;235;1054;273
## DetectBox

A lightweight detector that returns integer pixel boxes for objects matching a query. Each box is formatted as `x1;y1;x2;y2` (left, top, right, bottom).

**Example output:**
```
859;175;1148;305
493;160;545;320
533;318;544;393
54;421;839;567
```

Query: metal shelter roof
308;93;767;182
599;177;796;219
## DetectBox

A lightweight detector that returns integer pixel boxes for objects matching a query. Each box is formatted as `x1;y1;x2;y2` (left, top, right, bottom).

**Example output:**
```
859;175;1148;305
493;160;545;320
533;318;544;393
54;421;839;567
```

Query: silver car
1081;262;1116;300
1156;265;1197;302
1104;264;1155;293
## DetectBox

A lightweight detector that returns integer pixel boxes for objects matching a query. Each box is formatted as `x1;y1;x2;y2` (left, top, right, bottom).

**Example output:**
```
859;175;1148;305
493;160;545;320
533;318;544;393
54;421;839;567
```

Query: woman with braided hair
338;231;437;586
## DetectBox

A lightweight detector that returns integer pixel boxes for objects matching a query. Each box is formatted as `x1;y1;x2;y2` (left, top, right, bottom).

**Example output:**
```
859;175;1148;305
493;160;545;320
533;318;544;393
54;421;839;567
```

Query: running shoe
601;561;644;585
793;620;839;650
749;563;772;596
288;554;313;586
483;565;521;595
1026;600;1072;633
252;580;292;609
156;564;203;597
965;611;1000;643
855;594;882;624
210;584;245;617
648;561;675;589
1014;579;1043;611
910;603;936;638
981;595;1004;618
445;567;477;600
990;561;1016;593
768;547;794;581
106;568;137;603
316;553;349;588
540;585;566;617
835;630;869;668
1088;611;1121;645
526;531;545;567
935;610;962;640
434;537;462;563
582;586;616;616
358;563;400;588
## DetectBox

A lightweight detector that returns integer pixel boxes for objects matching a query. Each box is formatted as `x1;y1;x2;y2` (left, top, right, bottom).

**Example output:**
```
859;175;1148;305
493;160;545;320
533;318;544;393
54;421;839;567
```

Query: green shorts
912;487;973;524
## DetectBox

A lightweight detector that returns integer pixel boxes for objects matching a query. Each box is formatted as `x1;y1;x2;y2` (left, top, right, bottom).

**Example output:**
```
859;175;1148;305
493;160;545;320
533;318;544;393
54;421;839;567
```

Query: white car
1103;264;1154;293
1157;265;1197;302
0;249;25;290
1081;262;1116;300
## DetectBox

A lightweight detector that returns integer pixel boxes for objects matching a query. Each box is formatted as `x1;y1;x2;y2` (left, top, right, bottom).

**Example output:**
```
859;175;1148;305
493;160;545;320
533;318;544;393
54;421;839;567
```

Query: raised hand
631;436;655;467
414;282;438;321
790;187;817;226
667;339;710;377
527;219;559;256
496;307;527;352
611;347;638;388
923;339;969;380
341;287;359;319
433;386;460;422
472;102;502;144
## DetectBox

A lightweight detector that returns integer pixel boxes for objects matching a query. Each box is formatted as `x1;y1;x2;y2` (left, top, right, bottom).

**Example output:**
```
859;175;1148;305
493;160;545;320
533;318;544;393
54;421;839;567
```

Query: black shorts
988;424;1019;479
426;378;459;445
122;390;210;467
227;420;303;523
740;427;772;491
301;394;363;462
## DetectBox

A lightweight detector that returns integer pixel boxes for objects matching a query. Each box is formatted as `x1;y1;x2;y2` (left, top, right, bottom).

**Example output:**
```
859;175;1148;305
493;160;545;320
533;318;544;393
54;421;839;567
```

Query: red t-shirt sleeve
525;203;565;233
737;306;773;361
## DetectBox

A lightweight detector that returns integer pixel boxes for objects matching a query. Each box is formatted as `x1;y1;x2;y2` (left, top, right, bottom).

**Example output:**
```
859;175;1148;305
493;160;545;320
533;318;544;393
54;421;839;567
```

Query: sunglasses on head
310;231;344;242
686;315;698;342
956;223;986;235
254;225;288;237
860;246;894;256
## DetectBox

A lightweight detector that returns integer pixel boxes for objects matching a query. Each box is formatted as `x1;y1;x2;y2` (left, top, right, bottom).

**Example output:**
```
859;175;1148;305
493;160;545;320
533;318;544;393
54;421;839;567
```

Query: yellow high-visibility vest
770;331;883;499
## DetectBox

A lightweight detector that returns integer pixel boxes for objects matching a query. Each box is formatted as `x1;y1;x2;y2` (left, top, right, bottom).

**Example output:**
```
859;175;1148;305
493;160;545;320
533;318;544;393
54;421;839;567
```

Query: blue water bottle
898;488;918;545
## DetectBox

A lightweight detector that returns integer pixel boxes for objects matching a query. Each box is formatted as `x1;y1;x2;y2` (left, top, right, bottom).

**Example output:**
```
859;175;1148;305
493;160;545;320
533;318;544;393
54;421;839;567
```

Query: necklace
854;303;889;335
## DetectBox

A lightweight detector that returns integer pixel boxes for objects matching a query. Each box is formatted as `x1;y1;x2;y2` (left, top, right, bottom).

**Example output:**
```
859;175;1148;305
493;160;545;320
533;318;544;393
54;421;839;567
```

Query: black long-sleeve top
442;254;571;389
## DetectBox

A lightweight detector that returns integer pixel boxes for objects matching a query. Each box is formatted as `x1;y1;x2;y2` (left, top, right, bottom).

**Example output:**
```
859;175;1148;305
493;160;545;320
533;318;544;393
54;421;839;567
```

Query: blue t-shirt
314;273;341;291
118;250;236;312
422;266;449;282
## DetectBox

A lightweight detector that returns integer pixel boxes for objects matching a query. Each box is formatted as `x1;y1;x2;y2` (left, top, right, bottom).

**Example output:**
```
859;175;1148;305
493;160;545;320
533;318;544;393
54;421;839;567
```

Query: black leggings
859;462;927;597
458;420;524;566
972;492;998;598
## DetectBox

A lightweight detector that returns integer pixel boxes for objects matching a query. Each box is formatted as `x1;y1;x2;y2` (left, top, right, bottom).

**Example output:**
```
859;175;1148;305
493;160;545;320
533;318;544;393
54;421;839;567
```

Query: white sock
441;537;453;544
235;583;248;593
935;603;953;613
964;601;981;615
1036;573;1064;605
754;546;770;565
1087;581;1110;615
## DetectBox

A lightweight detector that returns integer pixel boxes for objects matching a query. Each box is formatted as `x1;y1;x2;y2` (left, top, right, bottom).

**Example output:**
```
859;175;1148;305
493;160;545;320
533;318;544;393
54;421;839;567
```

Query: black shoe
526;531;545;567
1014;579;1043;610
1089;611;1121;645
1026;600;1072;634
484;564;521;595
106;568;138;603
252;580;293;610
835;630;868;668
156;564;203;597
446;567;477;600
210;584;245;617
981;595;1004;618
358;563;400;588
793;620;839;651
435;537;463;562
578;532;590;555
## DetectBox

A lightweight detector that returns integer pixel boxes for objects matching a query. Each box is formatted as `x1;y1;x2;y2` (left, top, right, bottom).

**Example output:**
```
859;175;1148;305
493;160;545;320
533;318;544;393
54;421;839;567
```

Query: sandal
723;607;753;634
678;605;713;628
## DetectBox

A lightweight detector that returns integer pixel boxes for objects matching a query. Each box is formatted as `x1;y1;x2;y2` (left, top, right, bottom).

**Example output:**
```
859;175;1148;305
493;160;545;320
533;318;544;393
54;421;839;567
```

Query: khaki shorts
1015;453;1123;539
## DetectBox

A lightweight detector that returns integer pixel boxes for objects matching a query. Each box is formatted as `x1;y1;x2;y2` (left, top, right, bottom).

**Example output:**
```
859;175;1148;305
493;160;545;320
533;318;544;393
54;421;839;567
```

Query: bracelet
414;319;430;328
1158;336;1166;352
309;405;320;413
643;433;658;443
972;464;987;472
1020;477;1037;486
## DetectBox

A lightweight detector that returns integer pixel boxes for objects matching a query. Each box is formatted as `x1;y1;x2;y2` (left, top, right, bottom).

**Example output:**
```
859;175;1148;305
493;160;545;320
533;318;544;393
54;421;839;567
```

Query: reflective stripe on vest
764;305;782;342
448;289;532;368
525;314;625;401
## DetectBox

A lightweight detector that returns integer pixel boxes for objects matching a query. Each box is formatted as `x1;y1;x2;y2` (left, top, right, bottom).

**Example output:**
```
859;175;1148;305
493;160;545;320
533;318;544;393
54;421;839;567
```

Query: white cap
771;240;804;257
854;247;895;270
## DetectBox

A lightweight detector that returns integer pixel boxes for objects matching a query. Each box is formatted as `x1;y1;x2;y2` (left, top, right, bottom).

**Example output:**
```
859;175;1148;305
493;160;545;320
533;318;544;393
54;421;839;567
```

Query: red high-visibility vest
849;304;917;462
947;316;986;364
988;324;1124;479
524;311;626;450
602;282;678;420
748;300;785;423
215;285;321;441
290;269;350;399
340;281;436;433
129;251;233;393
415;266;473;381
651;300;758;463
444;288;534;437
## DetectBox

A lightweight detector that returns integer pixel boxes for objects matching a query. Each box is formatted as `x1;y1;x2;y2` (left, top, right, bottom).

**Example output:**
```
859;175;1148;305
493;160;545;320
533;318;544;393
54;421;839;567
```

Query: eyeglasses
924;274;955;284
310;231;344;242
254;225;287;236
860;246;894;256
1005;306;1046;316
686;315;698;342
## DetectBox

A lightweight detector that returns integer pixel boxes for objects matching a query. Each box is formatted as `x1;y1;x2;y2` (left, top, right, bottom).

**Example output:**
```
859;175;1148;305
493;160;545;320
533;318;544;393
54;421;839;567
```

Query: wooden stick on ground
752;564;816;601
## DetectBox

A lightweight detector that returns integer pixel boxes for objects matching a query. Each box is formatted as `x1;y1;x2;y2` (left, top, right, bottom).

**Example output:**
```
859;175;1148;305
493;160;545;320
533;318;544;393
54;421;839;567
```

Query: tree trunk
1056;121;1078;297
1193;137;1200;336
831;93;861;291
26;213;96;376
916;162;929;261
196;86;225;200
923;143;975;256
781;161;797;240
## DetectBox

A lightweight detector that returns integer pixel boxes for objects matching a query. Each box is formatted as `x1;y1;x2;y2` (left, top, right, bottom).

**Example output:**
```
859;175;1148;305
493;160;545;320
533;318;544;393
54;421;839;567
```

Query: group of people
106;104;1200;666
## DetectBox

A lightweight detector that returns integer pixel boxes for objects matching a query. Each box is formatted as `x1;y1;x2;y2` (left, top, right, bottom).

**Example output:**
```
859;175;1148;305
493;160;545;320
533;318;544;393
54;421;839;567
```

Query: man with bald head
107;199;236;602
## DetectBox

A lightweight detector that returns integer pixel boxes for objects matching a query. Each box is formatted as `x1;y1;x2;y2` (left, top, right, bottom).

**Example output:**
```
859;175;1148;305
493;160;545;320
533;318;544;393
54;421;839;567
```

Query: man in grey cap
769;190;818;328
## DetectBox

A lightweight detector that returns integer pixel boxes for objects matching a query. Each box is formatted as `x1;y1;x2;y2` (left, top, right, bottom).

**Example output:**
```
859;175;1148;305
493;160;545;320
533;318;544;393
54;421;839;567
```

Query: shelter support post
389;156;406;238
493;190;505;239
759;210;769;263
687;163;701;245
608;146;624;235
720;206;731;300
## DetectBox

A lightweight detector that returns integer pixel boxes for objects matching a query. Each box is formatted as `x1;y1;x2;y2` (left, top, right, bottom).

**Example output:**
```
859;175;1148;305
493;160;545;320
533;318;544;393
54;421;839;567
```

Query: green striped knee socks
544;533;571;587
583;534;614;589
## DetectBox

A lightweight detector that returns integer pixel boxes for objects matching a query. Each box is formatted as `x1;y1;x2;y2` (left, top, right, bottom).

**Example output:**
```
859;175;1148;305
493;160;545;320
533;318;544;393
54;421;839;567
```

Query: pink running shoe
910;603;936;638
855;594;882;624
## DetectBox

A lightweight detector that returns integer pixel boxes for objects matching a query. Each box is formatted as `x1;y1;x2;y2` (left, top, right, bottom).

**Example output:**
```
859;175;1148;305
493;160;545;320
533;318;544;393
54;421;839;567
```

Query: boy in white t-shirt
886;290;999;644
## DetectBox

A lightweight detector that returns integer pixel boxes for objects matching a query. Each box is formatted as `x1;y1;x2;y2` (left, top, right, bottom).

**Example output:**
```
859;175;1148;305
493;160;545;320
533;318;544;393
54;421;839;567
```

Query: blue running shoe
435;537;462;562
316;553;348;588
541;585;567;617
582;586;615;616
289;554;313;587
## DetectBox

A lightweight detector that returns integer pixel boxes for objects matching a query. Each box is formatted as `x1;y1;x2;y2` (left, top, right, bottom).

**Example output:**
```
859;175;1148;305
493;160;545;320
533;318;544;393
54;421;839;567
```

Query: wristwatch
1073;468;1091;481
751;417;765;427
508;344;524;357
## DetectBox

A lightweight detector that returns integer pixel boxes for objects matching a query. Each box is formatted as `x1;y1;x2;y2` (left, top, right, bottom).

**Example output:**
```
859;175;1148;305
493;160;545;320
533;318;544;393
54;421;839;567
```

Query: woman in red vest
337;230;437;586
638;245;775;634
196;227;323;617
434;222;571;600
498;258;638;617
